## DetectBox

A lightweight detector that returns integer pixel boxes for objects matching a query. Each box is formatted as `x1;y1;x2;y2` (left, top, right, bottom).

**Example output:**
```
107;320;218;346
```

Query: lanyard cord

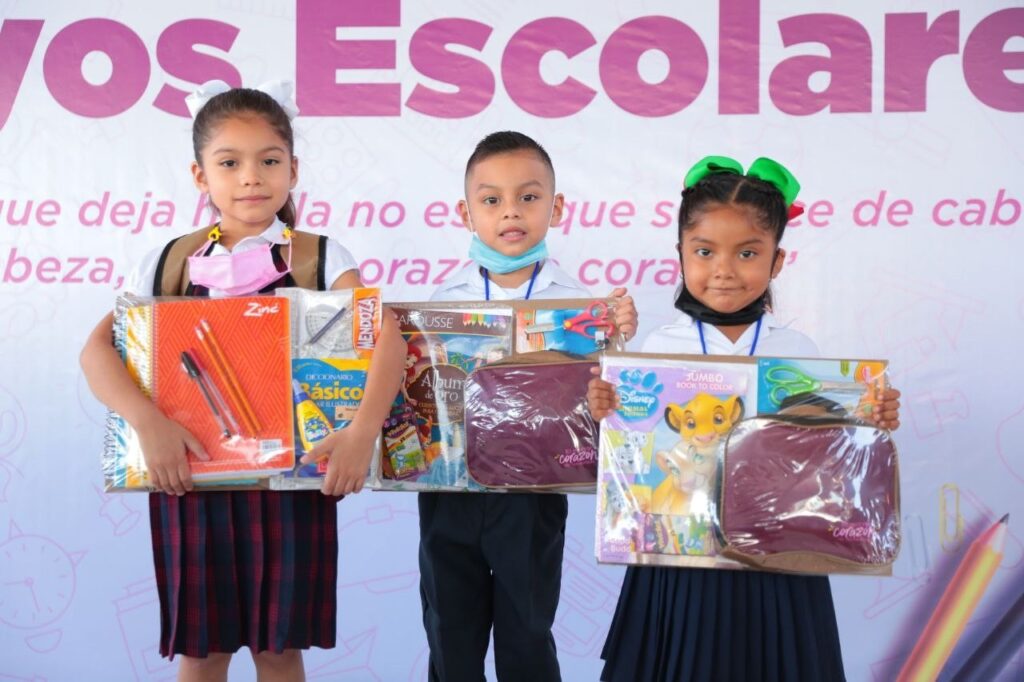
697;316;762;356
483;261;541;302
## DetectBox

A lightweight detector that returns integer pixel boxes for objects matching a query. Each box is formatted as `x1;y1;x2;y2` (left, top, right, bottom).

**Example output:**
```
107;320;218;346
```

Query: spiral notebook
103;295;295;490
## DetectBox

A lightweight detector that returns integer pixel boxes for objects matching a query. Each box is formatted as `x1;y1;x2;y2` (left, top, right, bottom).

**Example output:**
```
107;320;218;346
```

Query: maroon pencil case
717;412;901;575
464;353;598;490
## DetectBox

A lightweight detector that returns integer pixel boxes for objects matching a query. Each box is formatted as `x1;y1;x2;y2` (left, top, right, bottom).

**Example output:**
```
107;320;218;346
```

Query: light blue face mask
465;201;553;274
468;235;548;274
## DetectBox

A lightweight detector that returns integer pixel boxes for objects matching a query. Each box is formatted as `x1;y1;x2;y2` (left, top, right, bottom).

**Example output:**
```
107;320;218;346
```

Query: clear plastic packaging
596;354;757;568
271;288;381;491
103;294;295;491
368;303;513;491
514;298;623;355
717;412;900;575
596;352;898;575
464;352;599;490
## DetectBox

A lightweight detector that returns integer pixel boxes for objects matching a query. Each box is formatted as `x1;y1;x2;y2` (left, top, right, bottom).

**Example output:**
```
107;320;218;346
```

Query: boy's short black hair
464;131;555;184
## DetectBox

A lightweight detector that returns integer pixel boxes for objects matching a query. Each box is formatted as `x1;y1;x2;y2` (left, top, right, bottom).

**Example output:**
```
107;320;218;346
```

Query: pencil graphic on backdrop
897;514;1008;682
950;587;1024;681
195;319;260;436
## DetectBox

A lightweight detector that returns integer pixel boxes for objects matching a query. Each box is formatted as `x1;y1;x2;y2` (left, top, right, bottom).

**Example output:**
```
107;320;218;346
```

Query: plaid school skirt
150;490;340;658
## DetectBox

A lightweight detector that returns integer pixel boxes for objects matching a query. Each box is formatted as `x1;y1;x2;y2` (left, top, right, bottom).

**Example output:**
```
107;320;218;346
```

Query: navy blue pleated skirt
601;566;846;682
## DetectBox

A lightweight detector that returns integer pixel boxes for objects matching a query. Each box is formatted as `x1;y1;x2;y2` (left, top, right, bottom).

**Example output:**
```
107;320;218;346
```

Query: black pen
181;350;231;438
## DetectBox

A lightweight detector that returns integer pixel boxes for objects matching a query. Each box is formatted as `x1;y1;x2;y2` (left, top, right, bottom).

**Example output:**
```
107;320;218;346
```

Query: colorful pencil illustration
897;514;1009;681
950;588;1024;681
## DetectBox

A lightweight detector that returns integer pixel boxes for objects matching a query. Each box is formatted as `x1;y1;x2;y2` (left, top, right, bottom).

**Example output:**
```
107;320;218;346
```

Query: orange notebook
123;296;294;479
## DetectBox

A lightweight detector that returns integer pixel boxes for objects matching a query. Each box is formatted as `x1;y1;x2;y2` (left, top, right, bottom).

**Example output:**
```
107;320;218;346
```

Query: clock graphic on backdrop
0;523;83;629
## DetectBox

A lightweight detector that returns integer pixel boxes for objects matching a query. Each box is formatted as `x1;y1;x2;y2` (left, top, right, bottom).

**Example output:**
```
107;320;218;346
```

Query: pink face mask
188;228;292;296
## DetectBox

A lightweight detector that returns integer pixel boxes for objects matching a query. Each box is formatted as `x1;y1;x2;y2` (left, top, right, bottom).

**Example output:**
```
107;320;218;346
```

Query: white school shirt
123;218;358;297
430;259;590;302
642;311;821;358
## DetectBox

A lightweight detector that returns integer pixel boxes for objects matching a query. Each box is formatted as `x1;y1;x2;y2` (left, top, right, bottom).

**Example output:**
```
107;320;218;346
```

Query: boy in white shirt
419;131;636;681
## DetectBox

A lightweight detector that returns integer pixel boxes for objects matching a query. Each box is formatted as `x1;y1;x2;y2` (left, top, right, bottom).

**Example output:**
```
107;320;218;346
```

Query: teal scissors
764;365;866;406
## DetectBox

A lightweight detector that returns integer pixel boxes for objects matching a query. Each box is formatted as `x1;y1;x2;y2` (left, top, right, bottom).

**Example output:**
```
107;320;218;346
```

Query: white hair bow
184;79;300;120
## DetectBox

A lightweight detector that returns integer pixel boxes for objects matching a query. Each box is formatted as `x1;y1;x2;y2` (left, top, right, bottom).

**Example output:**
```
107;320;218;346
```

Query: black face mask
674;283;767;325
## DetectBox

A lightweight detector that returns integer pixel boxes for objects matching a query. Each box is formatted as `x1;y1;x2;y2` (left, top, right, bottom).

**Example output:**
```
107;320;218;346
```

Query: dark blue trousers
418;492;568;681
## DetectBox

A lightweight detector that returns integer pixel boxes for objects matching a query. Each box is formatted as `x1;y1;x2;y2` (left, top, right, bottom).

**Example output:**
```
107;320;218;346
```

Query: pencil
897;514;1009;682
950;588;1024;680
196;320;260;436
190;348;241;436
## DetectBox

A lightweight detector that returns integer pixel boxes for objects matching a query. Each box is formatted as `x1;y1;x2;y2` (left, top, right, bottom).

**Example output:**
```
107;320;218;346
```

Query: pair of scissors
764;364;867;406
526;302;614;339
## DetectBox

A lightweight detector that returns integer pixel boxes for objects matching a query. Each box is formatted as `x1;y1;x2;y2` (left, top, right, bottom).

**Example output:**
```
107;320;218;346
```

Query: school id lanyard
482;262;541;302
696;317;763;356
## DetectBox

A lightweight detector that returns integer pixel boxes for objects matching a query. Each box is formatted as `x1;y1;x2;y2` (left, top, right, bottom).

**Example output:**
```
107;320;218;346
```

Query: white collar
435;259;577;297
212;217;290;252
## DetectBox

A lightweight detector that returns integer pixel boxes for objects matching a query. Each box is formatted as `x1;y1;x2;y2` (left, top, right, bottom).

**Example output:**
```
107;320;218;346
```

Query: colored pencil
897;514;1009;682
190;348;241;436
196;319;260;436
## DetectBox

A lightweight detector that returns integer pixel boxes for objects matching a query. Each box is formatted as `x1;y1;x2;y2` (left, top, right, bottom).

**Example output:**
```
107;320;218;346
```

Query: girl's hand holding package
299;421;378;496
867;386;901;430
138;412;209;496
609;287;638;342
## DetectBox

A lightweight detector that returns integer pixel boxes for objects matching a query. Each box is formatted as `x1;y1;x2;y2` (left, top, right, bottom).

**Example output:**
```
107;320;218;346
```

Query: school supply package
368;303;514;491
596;352;900;575
464;352;599;490
102;288;382;492
103;294;295;491
368;298;620;492
271;287;381;490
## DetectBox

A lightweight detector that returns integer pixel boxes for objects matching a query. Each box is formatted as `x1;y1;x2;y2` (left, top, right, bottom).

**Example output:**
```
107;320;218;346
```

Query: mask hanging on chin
468;235;548;274
673;284;766;325
188;225;293;296
673;249;781;324
464;203;552;274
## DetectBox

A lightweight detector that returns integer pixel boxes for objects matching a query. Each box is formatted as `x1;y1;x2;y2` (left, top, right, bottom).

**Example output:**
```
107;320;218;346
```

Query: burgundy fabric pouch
464;353;598;489
718;413;900;575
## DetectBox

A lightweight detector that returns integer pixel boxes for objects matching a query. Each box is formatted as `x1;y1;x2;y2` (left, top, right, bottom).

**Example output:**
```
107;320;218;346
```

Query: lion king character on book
651;394;743;516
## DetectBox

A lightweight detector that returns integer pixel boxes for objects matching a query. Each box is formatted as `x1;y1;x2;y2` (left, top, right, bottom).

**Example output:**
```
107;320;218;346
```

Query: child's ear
191;161;208;192
456;199;472;232
549;192;565;227
290;156;299;189
771;248;786;278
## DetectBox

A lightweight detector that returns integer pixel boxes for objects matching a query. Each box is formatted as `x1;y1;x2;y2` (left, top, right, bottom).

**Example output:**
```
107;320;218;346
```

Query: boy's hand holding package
608;287;638;342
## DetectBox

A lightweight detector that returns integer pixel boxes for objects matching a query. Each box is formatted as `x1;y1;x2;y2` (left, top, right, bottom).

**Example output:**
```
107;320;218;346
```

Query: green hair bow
683;155;801;209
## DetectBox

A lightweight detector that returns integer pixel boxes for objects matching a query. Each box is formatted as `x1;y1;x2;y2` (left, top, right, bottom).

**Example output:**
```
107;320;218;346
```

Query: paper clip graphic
940;483;965;553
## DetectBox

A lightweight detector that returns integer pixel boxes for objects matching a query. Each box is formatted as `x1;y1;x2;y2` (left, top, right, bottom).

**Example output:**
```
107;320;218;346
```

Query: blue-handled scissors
764;365;865;406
